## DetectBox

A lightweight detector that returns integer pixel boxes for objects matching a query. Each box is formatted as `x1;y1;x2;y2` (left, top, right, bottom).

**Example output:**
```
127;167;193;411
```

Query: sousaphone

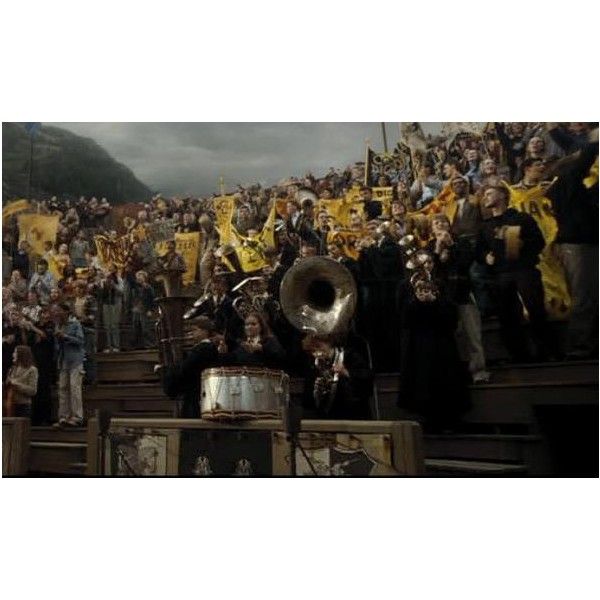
279;256;357;336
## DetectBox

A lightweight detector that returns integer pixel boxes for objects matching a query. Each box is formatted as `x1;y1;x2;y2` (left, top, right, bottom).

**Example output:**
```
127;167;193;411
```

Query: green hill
2;123;152;203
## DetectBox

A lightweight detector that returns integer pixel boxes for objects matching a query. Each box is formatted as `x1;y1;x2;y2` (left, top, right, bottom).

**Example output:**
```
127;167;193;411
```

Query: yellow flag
3;199;31;219
327;229;363;260
213;196;236;245
345;185;362;203
506;180;571;319
17;213;59;257
47;253;62;279
410;184;458;221
257;204;277;249
94;234;132;269
221;206;278;274
233;243;268;273
155;232;201;286
583;156;598;189
316;196;365;228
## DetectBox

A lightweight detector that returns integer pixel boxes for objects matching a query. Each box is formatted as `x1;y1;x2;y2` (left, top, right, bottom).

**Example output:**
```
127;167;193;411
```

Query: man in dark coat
546;139;598;359
162;316;219;418
360;187;383;221
358;222;404;371
301;333;373;420
475;185;558;362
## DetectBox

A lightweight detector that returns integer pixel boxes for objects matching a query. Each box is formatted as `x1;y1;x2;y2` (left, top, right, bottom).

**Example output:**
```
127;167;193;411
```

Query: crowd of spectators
2;122;598;427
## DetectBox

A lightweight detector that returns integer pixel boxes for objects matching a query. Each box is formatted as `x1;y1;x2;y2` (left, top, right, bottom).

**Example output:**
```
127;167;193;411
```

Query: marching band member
300;333;372;420
162;316;219;418
217;311;286;370
428;213;490;384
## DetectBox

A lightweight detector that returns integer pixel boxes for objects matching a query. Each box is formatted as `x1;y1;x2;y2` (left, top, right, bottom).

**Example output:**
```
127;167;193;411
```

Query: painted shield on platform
297;445;376;476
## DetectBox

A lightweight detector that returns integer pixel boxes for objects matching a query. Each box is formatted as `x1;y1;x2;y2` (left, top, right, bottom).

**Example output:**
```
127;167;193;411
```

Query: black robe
30;321;56;425
223;336;286;370
357;237;404;371
163;340;219;418
301;338;373;420
398;294;470;429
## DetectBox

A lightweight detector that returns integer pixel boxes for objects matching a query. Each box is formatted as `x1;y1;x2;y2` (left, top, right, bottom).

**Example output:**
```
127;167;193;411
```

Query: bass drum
200;367;289;421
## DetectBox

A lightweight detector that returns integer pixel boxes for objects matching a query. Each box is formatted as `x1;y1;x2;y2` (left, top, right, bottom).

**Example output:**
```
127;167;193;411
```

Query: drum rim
202;367;289;379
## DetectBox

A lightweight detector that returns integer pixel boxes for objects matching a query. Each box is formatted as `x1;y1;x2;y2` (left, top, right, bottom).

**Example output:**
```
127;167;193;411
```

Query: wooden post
2;418;30;475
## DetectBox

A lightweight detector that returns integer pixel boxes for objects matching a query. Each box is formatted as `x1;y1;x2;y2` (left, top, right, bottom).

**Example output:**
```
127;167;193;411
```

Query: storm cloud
50;123;438;196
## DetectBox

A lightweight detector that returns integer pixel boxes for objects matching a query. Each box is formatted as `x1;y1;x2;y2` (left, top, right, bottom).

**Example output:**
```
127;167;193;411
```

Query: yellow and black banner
94;234;132;269
17;213;59;257
506;181;571;319
327;229;364;260
3;199;31;220
155;232;201;285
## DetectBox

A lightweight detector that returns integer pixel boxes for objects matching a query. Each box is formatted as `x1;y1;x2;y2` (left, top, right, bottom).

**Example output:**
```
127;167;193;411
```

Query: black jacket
363;200;383;221
427;237;474;305
197;294;243;338
301;340;373;420
476;208;545;272
549;126;590;154
12;250;30;279
359;237;403;282
546;142;598;244
223;336;286;370
398;295;470;425
163;340;219;418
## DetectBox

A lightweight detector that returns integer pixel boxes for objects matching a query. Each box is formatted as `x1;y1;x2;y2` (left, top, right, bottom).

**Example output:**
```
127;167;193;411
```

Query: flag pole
364;138;371;187
381;122;389;153
27;134;34;200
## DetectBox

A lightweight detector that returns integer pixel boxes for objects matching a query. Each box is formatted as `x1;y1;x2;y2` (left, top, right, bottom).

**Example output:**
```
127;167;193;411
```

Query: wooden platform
25;349;598;476
28;427;87;476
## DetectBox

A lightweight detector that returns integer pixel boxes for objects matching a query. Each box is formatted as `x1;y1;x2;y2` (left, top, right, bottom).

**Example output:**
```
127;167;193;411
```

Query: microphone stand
96;409;112;476
282;399;318;477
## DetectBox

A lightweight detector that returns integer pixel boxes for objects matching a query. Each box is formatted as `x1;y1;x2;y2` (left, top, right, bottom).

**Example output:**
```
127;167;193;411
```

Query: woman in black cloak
398;276;470;432
218;311;286;370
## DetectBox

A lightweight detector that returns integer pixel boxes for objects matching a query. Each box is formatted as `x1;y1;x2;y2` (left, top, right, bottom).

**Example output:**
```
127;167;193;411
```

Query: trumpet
399;235;438;300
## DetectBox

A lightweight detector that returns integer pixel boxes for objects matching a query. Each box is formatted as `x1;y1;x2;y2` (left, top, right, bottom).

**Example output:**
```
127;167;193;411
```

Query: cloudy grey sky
51;123;439;196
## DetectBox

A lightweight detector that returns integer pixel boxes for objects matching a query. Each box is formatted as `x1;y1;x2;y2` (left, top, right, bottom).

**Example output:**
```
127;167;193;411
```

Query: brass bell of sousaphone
279;256;357;337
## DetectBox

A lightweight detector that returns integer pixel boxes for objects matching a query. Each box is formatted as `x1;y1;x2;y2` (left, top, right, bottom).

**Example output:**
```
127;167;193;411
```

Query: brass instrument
183;280;212;321
312;347;345;414
279;256;356;337
405;249;431;271
231;276;279;321
398;234;418;257
280;257;357;410
398;238;438;301
156;296;187;368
